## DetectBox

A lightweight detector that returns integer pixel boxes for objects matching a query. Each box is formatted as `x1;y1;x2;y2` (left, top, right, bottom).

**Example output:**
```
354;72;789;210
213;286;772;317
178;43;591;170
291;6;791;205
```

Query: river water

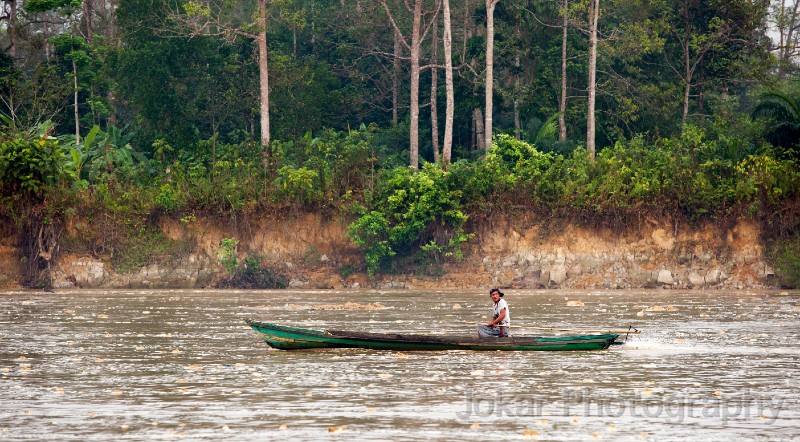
0;289;798;441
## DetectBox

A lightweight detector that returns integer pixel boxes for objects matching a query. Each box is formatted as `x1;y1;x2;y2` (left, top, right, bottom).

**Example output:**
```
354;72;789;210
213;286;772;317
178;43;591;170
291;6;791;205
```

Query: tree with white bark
380;0;440;169
169;0;272;148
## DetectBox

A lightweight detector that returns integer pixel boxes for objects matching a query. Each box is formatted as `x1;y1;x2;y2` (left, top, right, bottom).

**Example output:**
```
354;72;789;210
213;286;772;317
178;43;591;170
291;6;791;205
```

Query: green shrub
348;163;472;275
769;235;800;288
155;183;181;212
0;132;66;197
274;165;321;205
216;238;239;274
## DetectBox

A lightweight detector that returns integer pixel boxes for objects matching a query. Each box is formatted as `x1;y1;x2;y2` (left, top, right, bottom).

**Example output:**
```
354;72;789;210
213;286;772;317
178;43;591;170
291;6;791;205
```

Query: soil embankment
0;214;776;289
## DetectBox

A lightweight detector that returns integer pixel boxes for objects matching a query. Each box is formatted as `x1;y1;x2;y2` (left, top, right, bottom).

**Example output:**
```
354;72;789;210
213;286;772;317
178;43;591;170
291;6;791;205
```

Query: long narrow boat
246;320;621;351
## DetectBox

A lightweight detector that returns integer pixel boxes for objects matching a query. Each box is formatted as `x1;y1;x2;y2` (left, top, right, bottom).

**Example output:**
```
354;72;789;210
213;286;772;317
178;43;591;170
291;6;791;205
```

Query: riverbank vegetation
2;0;800;287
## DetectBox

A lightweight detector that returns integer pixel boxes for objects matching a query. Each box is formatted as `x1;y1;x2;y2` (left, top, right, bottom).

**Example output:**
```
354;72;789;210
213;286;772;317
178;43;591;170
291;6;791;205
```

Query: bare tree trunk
463;0;471;56
393;28;402;126
82;0;94;44
681;0;691;127
514;50;521;139
73;59;81;144
108;1;120;127
474;108;485;151
409;0;422;169
431;8;440;164
9;0;17;60
484;0;499;151
442;0;454;167
586;0;598;162
45;15;51;61
258;0;271;148
559;0;568;141
311;0;316;47
776;0;800;80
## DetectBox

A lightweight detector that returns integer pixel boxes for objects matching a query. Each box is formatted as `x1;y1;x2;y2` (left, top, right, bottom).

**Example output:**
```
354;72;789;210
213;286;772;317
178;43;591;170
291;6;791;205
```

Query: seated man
477;288;510;337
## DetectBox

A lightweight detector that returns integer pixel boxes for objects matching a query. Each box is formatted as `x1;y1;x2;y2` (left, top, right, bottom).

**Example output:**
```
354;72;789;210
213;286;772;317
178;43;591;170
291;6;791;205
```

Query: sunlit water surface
1;289;798;441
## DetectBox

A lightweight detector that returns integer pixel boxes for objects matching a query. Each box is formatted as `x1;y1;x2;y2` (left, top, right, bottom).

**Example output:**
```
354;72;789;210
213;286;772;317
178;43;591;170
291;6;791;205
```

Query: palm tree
752;90;800;158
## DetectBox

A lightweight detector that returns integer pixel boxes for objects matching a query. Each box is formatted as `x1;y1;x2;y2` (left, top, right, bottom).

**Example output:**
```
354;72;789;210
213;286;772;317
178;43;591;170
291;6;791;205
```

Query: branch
380;0;412;51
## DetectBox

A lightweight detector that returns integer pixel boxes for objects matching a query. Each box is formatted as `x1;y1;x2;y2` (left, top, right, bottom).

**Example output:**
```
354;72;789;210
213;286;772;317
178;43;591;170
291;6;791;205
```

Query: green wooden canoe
246;320;620;351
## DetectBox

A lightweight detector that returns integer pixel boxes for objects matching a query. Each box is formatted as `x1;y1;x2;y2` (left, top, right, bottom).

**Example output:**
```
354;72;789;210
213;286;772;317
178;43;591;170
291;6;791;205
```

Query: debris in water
279;424;288;430
453;304;463;309
392;353;408;358
470;423;480;429
591;433;602;439
285;302;387;311
521;429;539;437
567;301;585;307
645;305;678;312
328;425;346;433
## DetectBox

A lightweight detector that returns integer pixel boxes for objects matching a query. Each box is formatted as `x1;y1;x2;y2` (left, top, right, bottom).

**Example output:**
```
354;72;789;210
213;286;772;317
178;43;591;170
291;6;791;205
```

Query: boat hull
246;320;619;351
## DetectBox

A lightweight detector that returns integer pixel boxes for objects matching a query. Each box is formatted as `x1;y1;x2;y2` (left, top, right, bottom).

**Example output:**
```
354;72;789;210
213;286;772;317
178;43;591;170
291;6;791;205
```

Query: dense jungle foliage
2;0;800;286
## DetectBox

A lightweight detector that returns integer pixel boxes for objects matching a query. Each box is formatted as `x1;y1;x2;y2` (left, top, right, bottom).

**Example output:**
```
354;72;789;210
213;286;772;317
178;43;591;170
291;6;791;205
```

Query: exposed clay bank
0;214;778;290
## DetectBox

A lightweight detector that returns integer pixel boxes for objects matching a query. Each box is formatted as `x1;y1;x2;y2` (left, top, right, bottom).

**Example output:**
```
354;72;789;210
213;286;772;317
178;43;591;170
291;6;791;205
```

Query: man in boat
477;288;510;338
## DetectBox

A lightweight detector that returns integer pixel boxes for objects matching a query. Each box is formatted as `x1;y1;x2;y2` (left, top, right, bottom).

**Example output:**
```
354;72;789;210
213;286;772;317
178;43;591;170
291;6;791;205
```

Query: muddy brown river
1;289;798;440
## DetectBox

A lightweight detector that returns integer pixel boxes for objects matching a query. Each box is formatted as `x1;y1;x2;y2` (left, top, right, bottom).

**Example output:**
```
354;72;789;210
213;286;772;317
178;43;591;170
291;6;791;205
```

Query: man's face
489;291;501;302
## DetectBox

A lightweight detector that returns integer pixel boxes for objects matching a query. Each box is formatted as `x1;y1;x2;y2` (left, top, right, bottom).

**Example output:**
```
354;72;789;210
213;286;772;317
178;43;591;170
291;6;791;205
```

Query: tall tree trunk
559;0;568;141
311;0;316;47
474;108;485;151
409;0;422;169
586;0;598;162
463;0;469;53
393;28;402;126
82;0;94;44
431;8;440;164
258;0;271;148
514;69;520;139
777;0;800;80
44;15;51;61
9;0;17;60
73;59;80;144
681;0;691;127
442;0;454;168
484;0;499;151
